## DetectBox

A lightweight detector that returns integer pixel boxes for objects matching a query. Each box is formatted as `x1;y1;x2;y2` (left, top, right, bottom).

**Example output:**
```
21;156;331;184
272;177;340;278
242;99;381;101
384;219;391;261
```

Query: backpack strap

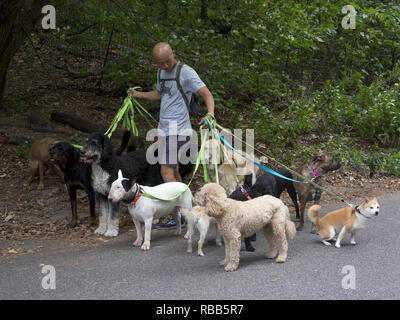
176;62;191;111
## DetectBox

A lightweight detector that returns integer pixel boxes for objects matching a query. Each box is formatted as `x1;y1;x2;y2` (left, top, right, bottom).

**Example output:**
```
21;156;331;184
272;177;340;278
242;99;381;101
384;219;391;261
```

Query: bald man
129;42;215;183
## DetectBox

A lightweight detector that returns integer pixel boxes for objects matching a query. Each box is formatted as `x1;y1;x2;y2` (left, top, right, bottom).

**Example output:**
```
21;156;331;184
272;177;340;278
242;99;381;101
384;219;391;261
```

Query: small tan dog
195;183;296;272
307;198;380;248
182;206;222;257
26;137;63;189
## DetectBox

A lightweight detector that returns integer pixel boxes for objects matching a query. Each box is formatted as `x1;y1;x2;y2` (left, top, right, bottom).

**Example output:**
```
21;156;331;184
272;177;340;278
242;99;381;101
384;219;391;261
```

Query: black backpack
157;62;200;117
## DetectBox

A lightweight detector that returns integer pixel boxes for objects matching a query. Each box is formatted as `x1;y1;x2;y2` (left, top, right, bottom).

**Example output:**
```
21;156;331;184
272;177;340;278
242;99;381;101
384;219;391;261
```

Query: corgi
307;198;380;248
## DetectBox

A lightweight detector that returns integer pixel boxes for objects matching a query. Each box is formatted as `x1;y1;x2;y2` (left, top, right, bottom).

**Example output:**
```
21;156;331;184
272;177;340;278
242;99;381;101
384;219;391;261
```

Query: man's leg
160;165;177;183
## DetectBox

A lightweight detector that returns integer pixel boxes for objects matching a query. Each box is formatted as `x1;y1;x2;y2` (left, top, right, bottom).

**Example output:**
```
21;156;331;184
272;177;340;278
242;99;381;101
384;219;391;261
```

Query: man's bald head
153;42;177;71
152;42;173;59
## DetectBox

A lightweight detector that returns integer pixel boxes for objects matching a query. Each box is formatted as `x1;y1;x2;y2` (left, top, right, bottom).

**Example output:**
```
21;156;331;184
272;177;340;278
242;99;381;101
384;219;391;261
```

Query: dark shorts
157;135;190;168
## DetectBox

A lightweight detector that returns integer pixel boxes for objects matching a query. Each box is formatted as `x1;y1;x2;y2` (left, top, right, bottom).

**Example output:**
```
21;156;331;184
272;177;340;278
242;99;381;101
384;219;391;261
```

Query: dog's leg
27;160;38;186
141;217;153;251
244;236;255;252
350;232;357;245
335;226;348;248
186;218;195;253
215;225;223;247
104;200;120;237
219;235;230;267
197;218;210;256
297;200;306;230
271;218;288;263
38;161;45;189
320;227;335;246
224;231;241;272
94;194;108;235
88;189;96;227
264;224;278;259
172;207;181;236
132;216;143;247
68;185;78;228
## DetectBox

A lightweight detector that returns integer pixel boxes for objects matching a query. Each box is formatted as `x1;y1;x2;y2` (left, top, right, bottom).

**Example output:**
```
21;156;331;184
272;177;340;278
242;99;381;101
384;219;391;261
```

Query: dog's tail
285;219;296;239
307;204;321;226
115;130;131;156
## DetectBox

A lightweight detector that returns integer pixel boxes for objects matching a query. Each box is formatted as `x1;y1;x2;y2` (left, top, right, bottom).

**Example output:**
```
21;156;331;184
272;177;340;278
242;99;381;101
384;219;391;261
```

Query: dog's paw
219;259;228;266
141;242;150;251
224;263;238;272
276;255;287;263
133;239;143;247
175;229;182;236
246;246;256;252
266;250;278;259
94;226;107;236
104;228;119;237
198;251;205;257
321;240;331;246
335;243;341;248
216;241;223;247
184;231;190;240
350;240;357;245
37;184;44;190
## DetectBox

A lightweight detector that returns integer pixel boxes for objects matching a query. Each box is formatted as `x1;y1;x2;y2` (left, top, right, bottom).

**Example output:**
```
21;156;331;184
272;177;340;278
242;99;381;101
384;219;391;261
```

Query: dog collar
131;191;142;206
308;166;321;181
240;186;252;200
351;206;360;215
353;206;372;219
128;184;143;206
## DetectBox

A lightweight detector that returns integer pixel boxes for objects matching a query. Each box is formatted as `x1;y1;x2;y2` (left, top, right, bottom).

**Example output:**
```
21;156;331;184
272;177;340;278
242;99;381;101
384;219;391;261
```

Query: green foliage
42;0;400;176
14;141;31;160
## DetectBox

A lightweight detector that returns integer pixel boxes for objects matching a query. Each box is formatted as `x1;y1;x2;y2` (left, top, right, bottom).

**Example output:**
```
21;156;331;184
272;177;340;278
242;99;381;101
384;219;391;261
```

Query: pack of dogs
26;133;380;272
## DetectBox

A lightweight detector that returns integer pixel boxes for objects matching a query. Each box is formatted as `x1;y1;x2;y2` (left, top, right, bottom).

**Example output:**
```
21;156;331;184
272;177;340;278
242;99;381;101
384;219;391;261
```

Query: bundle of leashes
105;86;158;138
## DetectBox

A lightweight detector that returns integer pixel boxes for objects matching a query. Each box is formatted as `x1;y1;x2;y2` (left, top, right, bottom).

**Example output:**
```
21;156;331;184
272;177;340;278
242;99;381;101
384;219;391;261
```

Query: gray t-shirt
156;63;205;136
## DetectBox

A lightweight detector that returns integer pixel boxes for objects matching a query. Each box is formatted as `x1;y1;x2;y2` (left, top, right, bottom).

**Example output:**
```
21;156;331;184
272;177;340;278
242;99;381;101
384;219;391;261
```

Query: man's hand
198;113;214;129
128;89;141;99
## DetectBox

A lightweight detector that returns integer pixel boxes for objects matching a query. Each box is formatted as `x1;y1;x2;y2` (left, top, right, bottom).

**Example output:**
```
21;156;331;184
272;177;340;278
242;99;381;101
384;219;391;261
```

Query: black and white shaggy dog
81;132;193;237
49;132;130;228
229;168;300;252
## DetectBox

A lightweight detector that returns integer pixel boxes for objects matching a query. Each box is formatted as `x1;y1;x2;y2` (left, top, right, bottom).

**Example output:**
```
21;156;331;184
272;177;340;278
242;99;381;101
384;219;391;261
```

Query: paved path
1;193;399;300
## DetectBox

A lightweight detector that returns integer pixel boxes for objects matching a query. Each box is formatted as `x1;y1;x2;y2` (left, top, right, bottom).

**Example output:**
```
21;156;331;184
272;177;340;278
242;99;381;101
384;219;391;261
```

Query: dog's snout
375;211;379;216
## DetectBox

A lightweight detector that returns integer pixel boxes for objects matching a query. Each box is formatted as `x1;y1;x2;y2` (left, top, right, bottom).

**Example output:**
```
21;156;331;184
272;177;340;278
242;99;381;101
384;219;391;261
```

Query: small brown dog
308;198;379;248
293;154;341;231
26;137;64;189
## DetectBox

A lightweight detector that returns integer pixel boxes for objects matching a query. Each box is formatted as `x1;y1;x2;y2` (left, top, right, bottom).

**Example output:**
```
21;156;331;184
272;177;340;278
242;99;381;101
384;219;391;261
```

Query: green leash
105;86;158;138
73;87;157;149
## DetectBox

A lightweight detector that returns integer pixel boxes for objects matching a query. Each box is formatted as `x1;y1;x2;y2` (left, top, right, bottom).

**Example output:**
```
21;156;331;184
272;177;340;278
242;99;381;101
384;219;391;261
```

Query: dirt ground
1;44;400;257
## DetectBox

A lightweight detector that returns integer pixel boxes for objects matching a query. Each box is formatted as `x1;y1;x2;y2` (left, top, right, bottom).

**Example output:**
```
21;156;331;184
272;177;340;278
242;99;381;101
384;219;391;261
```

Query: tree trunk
201;0;208;20
0;0;48;107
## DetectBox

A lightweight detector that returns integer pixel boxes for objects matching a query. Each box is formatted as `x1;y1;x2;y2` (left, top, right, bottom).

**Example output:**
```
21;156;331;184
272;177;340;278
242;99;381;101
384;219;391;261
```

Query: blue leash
204;121;307;184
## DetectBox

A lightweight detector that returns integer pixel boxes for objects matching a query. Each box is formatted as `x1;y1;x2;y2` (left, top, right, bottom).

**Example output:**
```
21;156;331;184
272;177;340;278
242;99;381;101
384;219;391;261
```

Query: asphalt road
1;192;399;300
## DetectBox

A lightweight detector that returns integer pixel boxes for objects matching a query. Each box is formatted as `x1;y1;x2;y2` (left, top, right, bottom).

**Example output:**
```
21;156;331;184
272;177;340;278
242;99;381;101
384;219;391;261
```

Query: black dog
49;132;130;228
80;132;193;237
229;168;300;252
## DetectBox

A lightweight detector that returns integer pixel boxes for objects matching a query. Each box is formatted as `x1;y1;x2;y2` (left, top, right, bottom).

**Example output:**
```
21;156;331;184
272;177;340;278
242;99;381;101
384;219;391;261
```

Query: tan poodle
195;183;296;272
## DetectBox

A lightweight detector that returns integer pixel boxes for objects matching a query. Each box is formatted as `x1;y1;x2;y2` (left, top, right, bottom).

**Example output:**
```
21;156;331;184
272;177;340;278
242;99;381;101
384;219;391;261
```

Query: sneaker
154;219;177;230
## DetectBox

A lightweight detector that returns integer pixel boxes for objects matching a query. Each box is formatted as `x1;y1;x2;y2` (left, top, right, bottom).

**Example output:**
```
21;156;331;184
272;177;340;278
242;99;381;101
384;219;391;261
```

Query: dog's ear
121;178;132;192
101;135;114;162
68;145;80;162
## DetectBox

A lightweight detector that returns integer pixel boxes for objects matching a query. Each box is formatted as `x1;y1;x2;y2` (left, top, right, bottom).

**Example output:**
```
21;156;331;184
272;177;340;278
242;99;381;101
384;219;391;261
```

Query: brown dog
293;154;341;231
26;137;64;189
